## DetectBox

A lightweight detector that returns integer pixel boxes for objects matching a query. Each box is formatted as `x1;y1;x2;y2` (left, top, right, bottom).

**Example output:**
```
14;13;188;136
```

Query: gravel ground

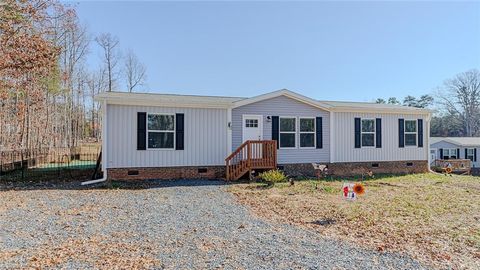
0;179;429;269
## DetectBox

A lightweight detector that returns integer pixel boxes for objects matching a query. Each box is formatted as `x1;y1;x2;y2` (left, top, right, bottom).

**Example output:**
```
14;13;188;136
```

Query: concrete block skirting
280;160;429;178
108;166;225;181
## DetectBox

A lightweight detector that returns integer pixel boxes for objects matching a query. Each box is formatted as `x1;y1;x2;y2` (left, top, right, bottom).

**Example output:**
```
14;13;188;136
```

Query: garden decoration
343;182;366;200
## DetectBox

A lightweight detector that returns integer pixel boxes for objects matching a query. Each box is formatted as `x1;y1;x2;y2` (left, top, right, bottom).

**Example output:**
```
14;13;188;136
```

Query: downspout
82;99;108;185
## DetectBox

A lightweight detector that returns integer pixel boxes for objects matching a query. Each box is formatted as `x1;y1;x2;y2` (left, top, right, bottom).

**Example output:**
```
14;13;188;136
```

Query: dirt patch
229;173;480;269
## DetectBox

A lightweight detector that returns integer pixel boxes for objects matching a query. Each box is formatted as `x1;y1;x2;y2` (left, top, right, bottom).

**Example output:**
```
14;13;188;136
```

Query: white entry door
430;149;437;164
242;115;263;159
242;115;263;142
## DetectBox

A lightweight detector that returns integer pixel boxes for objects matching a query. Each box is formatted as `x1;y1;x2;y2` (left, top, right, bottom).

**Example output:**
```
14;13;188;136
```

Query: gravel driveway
0;180;428;269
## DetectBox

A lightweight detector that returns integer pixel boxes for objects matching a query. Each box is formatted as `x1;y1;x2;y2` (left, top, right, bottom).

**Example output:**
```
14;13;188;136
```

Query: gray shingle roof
430;137;480;146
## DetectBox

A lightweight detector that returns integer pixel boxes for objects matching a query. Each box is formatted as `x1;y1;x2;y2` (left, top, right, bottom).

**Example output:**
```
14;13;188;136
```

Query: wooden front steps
225;140;277;180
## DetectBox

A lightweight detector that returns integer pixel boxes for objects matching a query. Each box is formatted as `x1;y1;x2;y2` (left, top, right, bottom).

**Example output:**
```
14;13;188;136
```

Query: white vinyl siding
106;104;228;168
333;112;428;162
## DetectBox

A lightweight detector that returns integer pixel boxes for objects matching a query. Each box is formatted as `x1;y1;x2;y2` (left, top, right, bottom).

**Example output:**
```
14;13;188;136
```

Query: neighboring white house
430;137;480;168
95;89;432;180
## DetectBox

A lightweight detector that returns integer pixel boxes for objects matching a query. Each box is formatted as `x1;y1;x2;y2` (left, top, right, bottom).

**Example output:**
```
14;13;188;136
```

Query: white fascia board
436;138;479;147
98;96;233;109
329;107;432;115
232;89;332;111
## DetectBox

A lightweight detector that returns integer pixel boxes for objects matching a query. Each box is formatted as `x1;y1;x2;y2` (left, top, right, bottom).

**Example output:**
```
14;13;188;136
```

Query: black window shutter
272;116;279;149
316;117;323;149
375;118;382;148
465;149;468;160
354;118;361;148
457;149;460;159
475;148;477;162
439;148;443;159
137;112;147;150
399;119;405;148
418;119;423;148
175;113;184;150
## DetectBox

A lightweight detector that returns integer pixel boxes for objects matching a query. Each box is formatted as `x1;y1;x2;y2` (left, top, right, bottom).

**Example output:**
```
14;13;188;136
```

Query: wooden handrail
225;140;277;180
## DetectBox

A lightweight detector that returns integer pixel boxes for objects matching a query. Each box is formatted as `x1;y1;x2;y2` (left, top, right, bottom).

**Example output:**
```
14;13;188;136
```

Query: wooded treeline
1;1;477;153
376;69;480;137
0;0;146;151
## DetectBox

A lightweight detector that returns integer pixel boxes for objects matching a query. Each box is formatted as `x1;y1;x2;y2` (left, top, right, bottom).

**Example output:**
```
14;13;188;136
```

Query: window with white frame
279;117;296;148
466;148;475;161
361;119;375;147
404;120;417;146
147;114;175;149
300;118;315;148
443;148;457;159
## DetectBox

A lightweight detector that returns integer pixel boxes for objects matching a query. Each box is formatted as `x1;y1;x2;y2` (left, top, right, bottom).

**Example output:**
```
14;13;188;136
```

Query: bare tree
124;49;147;92
95;33;120;92
87;67;107;140
438;69;480;136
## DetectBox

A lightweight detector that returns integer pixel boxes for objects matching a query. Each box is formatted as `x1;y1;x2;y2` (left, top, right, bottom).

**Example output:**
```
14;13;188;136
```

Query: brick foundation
280;160;429;177
107;166;225;181
107;160;429;180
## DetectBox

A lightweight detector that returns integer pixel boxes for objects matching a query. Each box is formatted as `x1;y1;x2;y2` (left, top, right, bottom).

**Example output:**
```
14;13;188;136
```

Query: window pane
361;134;374;147
280;118;296;131
280;133;295;147
245;119;258;128
361;119;375;132
300;133;315;147
405;134;417;146
300;118;314;132
148;132;174;148
405;120;416;132
148;115;174;131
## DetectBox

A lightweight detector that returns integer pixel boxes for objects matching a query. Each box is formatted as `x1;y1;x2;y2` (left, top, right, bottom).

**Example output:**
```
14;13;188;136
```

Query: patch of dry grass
229;173;480;269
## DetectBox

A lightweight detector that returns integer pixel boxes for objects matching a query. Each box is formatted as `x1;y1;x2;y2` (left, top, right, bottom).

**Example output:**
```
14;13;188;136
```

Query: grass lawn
229;173;480;269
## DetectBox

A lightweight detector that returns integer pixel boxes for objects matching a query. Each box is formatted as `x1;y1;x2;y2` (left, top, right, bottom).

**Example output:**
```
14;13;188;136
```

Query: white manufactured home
95;89;431;181
430;137;479;168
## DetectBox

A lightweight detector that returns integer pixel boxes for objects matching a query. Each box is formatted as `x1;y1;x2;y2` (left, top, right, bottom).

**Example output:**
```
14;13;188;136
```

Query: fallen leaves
229;174;480;269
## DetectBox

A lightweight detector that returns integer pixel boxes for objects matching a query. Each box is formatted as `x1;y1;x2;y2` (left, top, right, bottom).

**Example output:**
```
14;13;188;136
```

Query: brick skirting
107;160;428;180
280;160;429;178
107;166;225;181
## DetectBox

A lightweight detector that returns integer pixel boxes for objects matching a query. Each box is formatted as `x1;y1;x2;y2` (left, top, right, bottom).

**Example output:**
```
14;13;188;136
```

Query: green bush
259;169;287;183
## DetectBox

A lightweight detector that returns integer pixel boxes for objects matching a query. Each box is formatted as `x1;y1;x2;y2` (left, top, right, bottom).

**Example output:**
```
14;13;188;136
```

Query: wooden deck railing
433;159;471;173
225;140;277;180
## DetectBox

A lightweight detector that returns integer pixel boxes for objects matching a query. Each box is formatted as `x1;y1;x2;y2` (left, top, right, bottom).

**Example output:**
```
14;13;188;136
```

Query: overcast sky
70;1;480;102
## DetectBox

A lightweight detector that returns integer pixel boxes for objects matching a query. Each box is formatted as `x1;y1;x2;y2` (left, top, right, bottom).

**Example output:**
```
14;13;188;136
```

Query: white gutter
82;99;108;186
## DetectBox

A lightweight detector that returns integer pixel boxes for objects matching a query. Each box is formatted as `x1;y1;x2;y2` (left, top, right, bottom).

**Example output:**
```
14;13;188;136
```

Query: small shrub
322;186;337;194
259;169;287;183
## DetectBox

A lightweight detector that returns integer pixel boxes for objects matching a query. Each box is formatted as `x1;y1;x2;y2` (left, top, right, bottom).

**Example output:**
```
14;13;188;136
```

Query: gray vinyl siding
106;104;228;168
232;96;330;164
332;112;428;162
431;141;480;167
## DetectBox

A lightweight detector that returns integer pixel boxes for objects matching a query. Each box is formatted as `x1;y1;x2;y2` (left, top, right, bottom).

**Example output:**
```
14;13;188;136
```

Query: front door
242;115;263;142
430;149;437;165
242;115;263;159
